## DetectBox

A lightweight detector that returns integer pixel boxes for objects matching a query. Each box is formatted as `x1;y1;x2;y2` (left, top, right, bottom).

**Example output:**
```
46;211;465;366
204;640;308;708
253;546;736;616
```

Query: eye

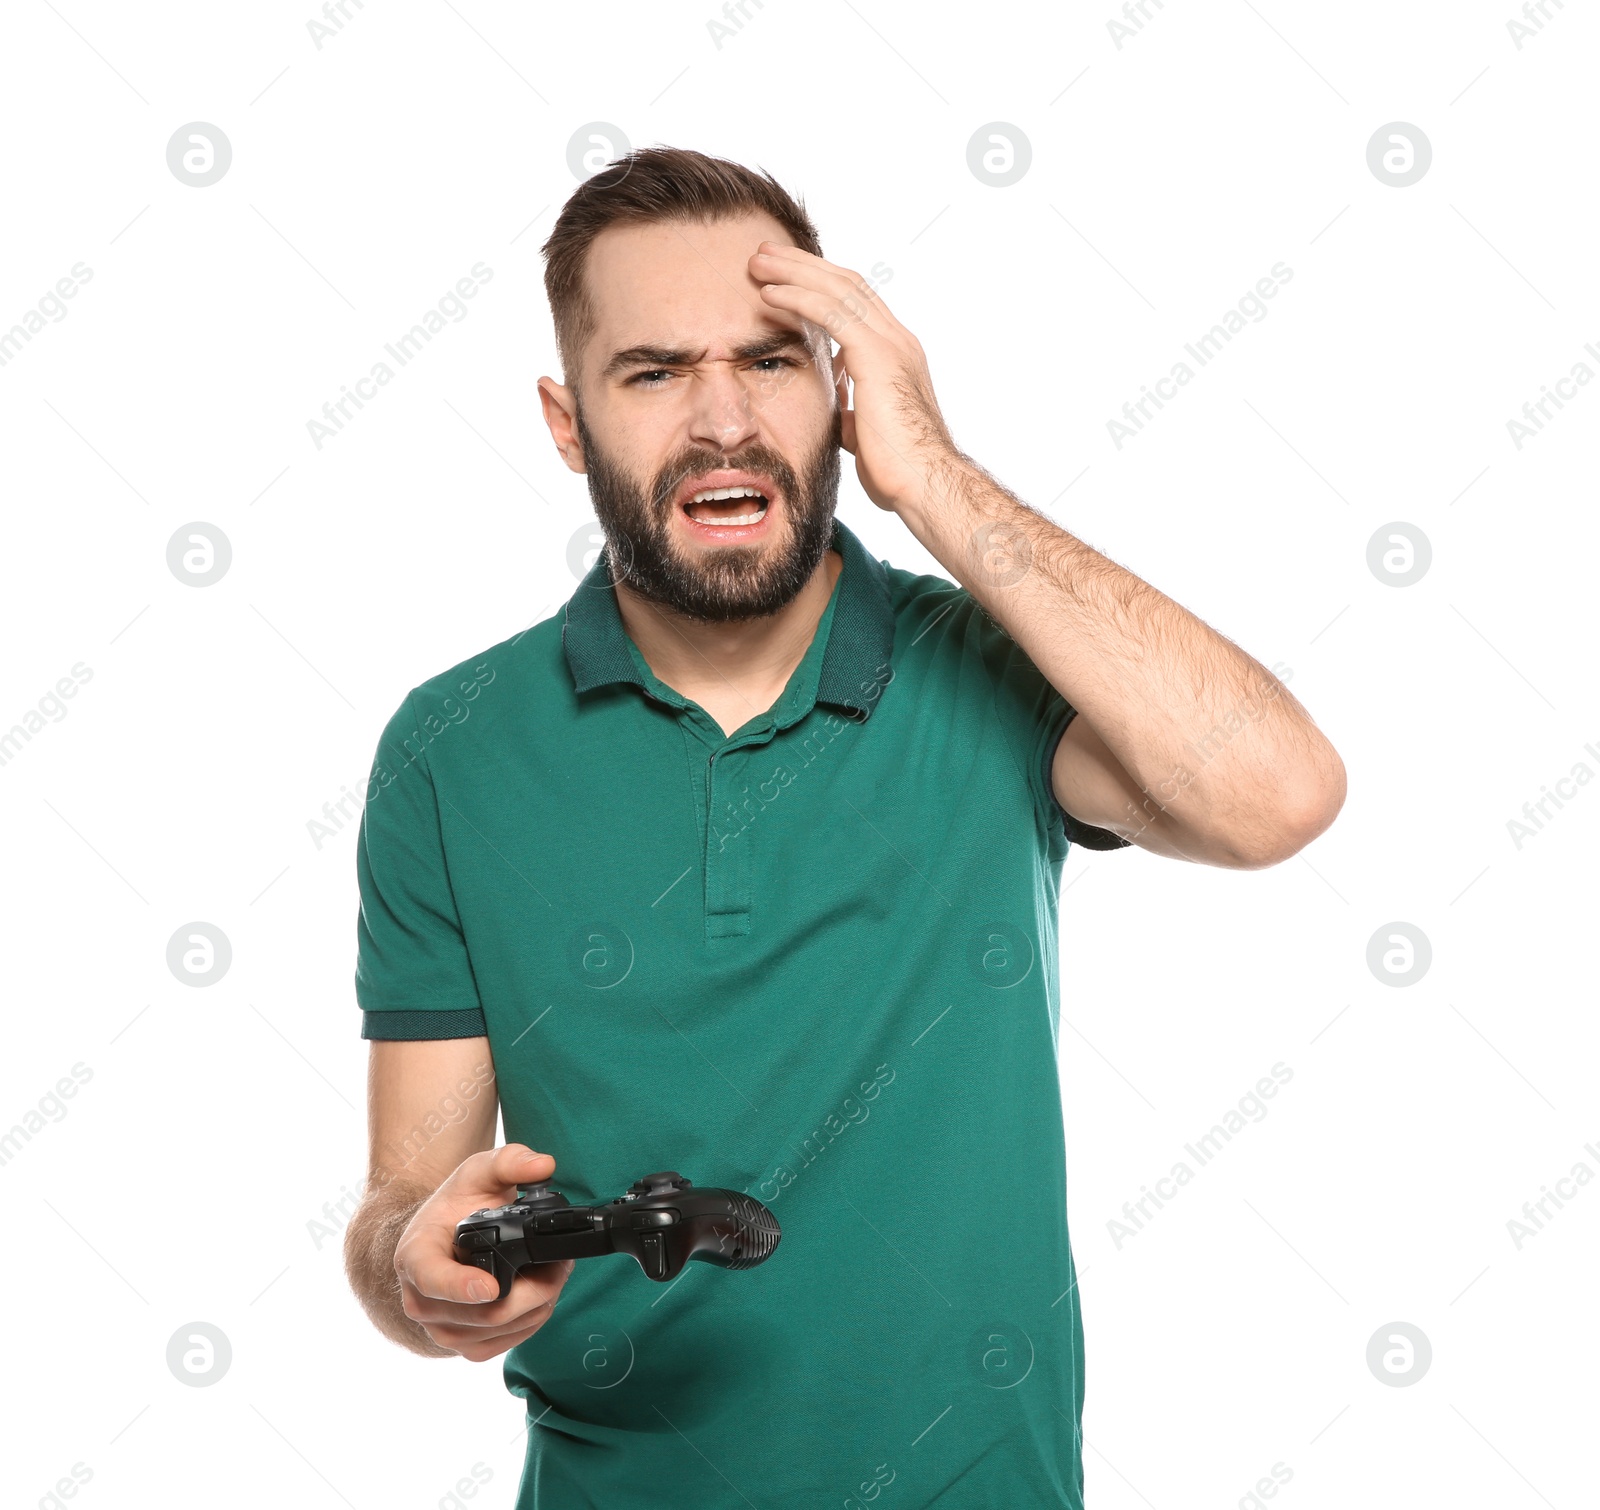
628;369;675;387
750;358;793;373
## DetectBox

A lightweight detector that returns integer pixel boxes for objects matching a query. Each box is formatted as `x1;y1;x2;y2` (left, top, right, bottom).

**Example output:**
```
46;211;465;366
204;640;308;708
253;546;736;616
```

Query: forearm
343;1182;454;1358
897;453;1342;844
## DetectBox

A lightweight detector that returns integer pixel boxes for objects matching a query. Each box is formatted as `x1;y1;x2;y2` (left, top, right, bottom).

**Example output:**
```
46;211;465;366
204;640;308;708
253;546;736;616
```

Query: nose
685;360;762;457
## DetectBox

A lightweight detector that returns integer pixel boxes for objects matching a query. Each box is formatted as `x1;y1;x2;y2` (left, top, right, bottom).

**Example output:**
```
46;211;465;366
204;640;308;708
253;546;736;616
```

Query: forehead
580;211;810;372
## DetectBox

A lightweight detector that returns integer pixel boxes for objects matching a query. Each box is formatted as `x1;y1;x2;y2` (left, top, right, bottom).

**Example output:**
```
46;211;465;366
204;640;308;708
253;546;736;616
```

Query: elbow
1242;751;1348;868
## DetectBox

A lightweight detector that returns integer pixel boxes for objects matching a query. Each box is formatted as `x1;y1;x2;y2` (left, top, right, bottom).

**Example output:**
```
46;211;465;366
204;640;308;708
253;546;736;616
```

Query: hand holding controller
453;1171;781;1298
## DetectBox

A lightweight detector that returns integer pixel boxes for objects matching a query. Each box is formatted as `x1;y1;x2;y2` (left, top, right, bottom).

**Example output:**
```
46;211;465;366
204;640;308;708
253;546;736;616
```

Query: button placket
703;748;742;938
704;734;773;939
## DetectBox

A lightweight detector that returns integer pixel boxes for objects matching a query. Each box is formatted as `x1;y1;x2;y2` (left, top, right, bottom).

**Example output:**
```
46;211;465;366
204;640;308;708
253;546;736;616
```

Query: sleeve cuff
1046;708;1134;853
361;1007;489;1041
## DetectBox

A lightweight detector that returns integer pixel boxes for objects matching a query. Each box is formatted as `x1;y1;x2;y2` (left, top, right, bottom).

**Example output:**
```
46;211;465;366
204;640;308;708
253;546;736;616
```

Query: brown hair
540;145;823;386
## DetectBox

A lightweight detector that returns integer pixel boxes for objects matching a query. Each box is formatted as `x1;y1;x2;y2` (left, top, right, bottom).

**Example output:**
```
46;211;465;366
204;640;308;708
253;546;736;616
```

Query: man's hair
540;145;823;385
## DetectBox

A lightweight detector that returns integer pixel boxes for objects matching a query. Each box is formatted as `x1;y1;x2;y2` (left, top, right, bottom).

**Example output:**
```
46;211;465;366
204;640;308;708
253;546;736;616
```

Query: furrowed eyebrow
601;333;812;380
730;332;811;362
602;345;699;379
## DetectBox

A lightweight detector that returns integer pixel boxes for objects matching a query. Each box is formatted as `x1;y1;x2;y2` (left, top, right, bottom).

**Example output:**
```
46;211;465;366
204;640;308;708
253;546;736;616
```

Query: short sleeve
974;602;1133;857
354;691;489;1040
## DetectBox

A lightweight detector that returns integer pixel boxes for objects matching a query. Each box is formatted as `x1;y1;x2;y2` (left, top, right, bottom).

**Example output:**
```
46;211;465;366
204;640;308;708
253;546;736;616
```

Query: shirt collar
562;517;896;722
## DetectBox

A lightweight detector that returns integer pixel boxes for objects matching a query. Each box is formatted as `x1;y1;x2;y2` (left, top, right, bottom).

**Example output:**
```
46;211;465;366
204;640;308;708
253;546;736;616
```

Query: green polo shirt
354;517;1129;1509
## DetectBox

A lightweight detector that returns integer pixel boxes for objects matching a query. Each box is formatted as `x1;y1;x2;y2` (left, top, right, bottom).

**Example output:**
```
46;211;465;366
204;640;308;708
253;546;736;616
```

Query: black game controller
452;1171;781;1298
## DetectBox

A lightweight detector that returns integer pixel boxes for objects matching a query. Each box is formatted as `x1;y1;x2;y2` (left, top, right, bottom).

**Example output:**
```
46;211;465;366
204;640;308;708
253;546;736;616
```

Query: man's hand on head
749;242;960;515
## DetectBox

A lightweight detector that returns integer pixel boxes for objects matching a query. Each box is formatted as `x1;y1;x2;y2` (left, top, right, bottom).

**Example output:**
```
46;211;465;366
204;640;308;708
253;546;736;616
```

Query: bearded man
343;145;1345;1509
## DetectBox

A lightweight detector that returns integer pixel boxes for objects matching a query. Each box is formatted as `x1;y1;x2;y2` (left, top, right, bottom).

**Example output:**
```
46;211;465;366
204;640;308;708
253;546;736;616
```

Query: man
344;147;1345;1507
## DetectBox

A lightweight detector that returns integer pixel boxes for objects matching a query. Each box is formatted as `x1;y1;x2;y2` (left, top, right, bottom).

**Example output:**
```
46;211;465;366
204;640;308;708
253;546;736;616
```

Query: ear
537;377;587;474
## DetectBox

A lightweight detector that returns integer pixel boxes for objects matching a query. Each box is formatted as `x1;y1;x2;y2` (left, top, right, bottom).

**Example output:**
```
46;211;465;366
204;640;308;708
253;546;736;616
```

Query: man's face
559;213;842;622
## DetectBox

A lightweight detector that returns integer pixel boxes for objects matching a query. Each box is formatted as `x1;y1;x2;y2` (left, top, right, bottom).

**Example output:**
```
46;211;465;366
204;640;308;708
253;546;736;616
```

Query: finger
422;1279;560;1337
406;1253;574;1318
749;245;904;335
469;1143;555;1198
435;1312;555;1363
758;280;894;354
749;241;869;291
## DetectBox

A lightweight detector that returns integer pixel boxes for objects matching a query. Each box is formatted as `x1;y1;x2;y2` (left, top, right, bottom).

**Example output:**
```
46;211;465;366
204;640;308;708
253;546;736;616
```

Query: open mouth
680;481;771;531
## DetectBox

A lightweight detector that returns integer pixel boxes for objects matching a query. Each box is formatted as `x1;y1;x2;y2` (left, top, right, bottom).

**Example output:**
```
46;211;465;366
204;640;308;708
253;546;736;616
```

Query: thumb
479;1143;555;1198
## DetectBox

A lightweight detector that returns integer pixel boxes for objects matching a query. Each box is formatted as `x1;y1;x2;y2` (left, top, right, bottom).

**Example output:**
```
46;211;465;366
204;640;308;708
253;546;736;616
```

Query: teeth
690;485;765;503
694;507;767;527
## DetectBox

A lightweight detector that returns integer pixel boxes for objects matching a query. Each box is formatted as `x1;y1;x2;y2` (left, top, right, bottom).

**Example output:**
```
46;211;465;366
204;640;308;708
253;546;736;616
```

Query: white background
1;2;1596;1507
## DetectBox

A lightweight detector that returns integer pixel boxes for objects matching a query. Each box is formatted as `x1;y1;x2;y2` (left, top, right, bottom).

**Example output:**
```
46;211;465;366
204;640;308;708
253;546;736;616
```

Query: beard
576;401;842;623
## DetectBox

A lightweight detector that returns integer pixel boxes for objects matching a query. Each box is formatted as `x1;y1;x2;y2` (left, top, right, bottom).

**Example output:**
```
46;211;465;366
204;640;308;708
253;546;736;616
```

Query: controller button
639;1231;668;1279
630;1210;677;1229
535;1209;583;1234
459;1230;497;1251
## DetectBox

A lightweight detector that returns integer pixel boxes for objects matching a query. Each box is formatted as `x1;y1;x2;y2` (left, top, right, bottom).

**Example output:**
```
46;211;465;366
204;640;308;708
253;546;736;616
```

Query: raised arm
749;239;1347;869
